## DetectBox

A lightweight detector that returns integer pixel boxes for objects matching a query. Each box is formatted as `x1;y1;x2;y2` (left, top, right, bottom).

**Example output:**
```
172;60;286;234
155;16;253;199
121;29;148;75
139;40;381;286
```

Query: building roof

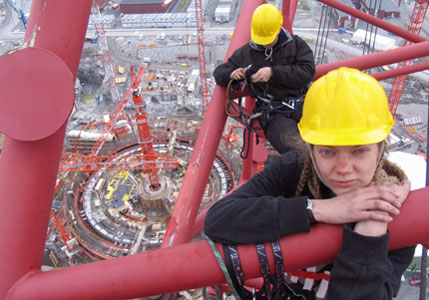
121;0;164;4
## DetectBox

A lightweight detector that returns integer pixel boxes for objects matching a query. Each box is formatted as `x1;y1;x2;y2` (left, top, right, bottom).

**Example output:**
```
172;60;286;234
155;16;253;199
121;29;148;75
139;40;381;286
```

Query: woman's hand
354;180;411;236
312;180;411;225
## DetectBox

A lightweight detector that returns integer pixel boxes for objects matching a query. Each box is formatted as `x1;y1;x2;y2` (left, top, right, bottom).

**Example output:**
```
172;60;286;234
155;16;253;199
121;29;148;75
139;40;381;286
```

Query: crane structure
49;210;79;262
89;65;149;156
50;211;73;251
194;0;210;116
130;69;165;189
59;65;178;177
91;0;121;105
388;0;428;116
2;1;429;300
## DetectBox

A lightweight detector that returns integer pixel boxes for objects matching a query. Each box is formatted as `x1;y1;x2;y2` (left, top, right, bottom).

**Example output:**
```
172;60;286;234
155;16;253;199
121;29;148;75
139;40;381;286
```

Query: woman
204;67;415;300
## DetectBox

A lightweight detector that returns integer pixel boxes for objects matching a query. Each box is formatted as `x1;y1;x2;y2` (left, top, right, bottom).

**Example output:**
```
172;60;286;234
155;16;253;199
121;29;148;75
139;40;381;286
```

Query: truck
352;29;396;52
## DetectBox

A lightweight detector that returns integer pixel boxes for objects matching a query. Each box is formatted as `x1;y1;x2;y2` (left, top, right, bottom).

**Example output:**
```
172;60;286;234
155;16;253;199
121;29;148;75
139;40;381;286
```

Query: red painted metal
1;0;429;299
194;0;209;115
162;0;265;248
388;0;428;116
6;187;429;300
314;40;429;80
0;48;74;141
0;1;91;299
372;60;429;81
318;0;428;44
92;1;121;105
282;0;297;33
59;151;178;173
132;78;178;188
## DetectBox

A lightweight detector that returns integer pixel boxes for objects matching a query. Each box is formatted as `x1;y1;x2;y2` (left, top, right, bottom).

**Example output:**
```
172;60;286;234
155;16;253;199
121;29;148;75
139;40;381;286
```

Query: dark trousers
261;113;305;154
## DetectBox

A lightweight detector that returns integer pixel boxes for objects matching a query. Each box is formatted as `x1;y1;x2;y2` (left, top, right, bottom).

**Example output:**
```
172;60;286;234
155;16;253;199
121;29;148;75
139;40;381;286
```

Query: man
214;3;315;154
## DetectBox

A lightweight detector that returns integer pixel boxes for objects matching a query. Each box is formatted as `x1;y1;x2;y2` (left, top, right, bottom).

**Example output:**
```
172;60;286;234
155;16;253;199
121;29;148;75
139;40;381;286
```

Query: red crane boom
194;0;210;115
388;0;428;116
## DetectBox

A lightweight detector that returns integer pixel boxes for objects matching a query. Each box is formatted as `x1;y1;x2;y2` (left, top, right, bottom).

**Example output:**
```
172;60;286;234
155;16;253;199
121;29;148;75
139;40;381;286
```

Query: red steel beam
317;0;428;44
162;0;265;247
6;187;429;300
0;0;91;299
314;40;429;80
372;60;429;81
282;0;298;32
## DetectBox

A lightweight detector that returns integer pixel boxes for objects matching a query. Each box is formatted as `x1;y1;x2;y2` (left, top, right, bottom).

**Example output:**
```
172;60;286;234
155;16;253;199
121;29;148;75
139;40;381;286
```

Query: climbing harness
206;236;331;300
225;73;303;159
225;78;263;159
206;236;242;300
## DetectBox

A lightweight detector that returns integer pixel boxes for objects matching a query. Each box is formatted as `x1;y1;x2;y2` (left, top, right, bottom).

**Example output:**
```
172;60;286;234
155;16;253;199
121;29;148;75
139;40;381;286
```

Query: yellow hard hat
298;67;394;146
251;4;283;46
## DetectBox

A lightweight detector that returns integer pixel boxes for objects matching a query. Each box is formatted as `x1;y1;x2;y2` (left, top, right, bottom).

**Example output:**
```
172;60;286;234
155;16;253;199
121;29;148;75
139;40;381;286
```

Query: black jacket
204;151;415;300
213;28;316;100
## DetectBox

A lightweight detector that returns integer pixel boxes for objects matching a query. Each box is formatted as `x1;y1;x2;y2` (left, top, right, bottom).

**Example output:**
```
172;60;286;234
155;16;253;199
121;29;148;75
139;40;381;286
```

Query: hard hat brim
251;29;280;46
298;123;394;146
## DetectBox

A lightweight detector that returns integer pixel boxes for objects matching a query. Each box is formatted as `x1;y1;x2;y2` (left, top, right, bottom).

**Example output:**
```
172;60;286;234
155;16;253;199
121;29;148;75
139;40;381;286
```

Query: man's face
312;144;380;195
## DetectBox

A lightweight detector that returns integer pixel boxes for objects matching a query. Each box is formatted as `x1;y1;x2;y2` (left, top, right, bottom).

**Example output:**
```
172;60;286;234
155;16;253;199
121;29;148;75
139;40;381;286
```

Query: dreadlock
295;152;322;199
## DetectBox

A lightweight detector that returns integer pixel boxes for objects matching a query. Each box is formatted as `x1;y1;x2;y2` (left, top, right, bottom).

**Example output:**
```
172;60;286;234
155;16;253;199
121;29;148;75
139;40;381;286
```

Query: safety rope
207;236;332;300
206;236;242;300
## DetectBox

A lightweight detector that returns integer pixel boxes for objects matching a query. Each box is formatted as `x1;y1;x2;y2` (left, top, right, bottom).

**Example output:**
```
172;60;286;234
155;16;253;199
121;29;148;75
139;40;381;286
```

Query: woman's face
312;144;380;195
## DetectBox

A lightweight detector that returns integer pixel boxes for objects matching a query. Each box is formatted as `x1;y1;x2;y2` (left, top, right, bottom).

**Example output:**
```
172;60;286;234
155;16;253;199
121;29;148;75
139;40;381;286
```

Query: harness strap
223;244;252;300
206;237;242;300
271;241;285;287
256;244;273;299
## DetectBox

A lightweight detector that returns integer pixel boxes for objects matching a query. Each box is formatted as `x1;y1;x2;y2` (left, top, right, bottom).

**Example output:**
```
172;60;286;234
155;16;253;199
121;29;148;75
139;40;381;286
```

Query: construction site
0;0;429;300
47;0;428;269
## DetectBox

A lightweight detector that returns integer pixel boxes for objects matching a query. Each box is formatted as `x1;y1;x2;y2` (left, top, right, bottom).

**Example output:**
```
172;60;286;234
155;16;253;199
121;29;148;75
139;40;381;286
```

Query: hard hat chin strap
307;144;330;192
307;141;386;195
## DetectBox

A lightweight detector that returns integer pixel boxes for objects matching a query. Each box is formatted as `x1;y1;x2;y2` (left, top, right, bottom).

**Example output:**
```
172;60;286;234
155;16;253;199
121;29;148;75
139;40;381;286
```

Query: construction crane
4;0;27;28
388;0;428;116
91;0;121;105
59;66;179;181
130;67;164;189
193;0;210;116
49;210;79;263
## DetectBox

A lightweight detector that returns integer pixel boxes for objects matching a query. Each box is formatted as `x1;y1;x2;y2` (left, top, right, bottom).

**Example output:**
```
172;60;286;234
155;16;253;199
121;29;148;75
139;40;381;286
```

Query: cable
206;236;242;300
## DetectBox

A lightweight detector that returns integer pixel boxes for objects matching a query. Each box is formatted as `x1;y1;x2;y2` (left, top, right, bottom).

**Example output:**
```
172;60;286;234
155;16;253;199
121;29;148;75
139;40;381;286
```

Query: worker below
214;3;315;154
204;67;415;300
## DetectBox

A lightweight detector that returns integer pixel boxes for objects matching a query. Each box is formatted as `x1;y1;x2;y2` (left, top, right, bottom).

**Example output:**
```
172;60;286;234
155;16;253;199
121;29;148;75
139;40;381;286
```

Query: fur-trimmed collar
373;157;408;185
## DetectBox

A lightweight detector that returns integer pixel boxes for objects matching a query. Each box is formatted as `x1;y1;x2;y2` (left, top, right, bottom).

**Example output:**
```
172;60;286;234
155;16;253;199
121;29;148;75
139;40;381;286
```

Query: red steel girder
317;0;428;44
388;0;428;116
314;40;429;80
194;0;210;115
59;152;178;173
0;0;91;299
5;187;429;300
161;0;265;248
